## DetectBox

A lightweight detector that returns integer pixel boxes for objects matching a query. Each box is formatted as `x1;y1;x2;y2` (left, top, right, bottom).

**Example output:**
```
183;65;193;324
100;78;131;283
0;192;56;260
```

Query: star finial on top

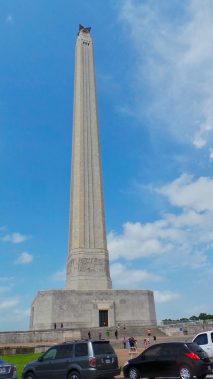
79;24;91;34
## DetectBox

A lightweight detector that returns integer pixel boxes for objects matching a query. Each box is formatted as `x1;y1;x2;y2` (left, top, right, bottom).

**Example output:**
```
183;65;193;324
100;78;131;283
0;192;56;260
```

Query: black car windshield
92;342;114;355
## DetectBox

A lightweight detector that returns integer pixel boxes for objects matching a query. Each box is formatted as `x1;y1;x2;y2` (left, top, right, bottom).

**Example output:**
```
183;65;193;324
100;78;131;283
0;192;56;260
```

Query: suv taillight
89;357;96;368
185;352;200;360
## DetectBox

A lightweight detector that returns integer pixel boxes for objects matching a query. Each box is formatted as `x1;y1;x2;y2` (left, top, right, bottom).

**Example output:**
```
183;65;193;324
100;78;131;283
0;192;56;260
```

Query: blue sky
0;0;213;331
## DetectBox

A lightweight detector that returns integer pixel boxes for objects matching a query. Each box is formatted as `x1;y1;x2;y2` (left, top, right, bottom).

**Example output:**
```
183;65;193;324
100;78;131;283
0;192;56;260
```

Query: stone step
80;326;165;341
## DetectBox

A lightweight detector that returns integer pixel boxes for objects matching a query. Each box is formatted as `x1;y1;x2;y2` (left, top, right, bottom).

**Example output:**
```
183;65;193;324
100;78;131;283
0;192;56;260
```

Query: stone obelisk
29;26;156;331
65;25;112;290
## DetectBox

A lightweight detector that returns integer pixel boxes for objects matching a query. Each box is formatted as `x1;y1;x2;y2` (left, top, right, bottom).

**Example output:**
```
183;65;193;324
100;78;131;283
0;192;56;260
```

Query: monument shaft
66;26;112;290
29;26;156;331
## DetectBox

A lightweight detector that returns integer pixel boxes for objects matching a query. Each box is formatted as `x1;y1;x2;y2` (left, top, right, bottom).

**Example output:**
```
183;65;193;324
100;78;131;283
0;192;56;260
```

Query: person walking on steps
123;336;127;349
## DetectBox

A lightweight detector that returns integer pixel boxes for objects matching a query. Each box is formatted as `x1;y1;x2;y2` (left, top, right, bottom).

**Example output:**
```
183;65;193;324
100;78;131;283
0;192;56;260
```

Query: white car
192;330;213;359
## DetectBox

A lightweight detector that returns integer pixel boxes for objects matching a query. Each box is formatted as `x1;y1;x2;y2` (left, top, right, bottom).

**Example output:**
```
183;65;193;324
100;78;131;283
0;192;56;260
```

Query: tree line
162;313;213;323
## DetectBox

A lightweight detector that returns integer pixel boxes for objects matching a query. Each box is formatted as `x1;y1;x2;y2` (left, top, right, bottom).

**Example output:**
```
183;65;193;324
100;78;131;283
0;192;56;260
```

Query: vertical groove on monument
66;26;112;290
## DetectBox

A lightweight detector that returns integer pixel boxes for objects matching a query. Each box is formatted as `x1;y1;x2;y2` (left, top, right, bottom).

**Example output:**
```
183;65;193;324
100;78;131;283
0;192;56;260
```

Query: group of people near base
88;327;157;349
123;332;157;349
123;336;137;350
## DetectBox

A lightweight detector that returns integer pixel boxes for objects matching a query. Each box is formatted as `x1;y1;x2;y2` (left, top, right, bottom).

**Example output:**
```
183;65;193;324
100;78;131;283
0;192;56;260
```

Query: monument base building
30;289;156;330
29;26;157;331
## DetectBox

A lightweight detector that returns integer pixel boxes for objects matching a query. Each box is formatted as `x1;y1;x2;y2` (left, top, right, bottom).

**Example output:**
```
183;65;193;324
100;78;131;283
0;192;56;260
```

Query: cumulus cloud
111;262;163;288
108;222;170;261
154;290;181;303
1;232;31;244
108;174;213;270
15;252;33;265
157;173;213;211
118;0;213;151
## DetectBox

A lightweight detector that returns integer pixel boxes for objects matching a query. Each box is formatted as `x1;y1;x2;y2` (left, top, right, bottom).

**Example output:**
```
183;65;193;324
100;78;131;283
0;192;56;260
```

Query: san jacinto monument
30;26;156;330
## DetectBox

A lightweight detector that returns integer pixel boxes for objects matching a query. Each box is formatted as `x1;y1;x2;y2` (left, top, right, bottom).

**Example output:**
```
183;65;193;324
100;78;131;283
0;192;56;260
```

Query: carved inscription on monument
69;257;108;275
78;257;105;273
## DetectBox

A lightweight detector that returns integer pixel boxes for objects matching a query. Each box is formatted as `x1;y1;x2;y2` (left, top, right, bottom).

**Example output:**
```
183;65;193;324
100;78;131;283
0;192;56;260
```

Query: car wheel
25;372;35;379
68;371;81;379
179;366;192;379
128;367;140;379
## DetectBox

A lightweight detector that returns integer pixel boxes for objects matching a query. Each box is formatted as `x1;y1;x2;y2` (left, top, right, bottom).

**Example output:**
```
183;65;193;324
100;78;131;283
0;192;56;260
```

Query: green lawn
0;353;41;378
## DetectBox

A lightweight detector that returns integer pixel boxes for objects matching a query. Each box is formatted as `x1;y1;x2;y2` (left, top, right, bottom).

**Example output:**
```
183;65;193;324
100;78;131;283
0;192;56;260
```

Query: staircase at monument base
80;326;166;342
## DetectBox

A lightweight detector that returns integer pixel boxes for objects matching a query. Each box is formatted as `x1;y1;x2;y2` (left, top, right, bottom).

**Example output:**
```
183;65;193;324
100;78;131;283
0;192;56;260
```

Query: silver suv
22;339;120;379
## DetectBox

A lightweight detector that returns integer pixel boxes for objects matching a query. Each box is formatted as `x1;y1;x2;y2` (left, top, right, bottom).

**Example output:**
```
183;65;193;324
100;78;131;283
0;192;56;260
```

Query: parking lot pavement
119;375;213;379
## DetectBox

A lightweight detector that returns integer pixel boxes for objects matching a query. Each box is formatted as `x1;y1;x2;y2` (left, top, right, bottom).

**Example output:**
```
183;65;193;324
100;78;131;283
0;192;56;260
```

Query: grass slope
0;353;41;378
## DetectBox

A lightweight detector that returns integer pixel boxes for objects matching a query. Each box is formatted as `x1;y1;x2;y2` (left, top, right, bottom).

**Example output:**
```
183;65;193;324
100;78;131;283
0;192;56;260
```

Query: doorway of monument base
93;300;115;328
99;310;108;327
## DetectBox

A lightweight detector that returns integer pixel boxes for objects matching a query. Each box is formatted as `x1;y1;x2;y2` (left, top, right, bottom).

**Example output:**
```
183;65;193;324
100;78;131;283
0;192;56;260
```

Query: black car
22;339;120;379
123;342;212;379
0;359;17;379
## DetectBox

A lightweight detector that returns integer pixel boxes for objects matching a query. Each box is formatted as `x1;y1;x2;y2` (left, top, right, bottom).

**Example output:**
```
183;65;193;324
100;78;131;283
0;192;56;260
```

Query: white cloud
51;269;66;282
157;173;213;211
193;135;206;149
108;174;213;271
111;262;163;288
119;0;213;151
15;252;33;265
108;222;170;261
1;232;31;244
154;290;181;303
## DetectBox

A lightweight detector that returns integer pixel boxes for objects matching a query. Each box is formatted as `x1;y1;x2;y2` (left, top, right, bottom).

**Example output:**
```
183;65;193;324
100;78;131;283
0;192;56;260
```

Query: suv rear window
75;343;88;357
92;342;114;355
57;344;73;359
